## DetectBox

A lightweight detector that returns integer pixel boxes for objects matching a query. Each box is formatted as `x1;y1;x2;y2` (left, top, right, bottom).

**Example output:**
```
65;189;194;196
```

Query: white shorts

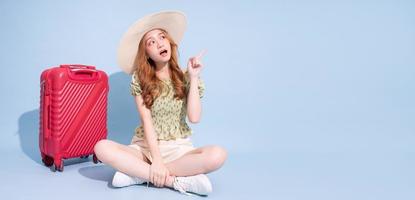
129;136;196;164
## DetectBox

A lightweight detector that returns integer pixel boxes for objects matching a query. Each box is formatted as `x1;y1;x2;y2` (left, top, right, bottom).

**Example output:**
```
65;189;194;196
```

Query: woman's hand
187;50;206;79
149;160;170;187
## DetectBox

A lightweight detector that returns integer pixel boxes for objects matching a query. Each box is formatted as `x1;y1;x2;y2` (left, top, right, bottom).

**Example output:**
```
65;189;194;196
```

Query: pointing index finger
196;49;207;59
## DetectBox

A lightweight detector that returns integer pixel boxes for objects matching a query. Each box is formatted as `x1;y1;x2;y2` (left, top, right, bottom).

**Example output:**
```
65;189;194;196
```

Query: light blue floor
2;146;414;200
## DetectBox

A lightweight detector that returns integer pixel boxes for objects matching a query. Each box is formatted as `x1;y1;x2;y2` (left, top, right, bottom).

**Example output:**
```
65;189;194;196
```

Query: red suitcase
39;64;108;172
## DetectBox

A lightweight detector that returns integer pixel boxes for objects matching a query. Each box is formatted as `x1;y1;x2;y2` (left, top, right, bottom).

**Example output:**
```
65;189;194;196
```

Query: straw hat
117;10;187;74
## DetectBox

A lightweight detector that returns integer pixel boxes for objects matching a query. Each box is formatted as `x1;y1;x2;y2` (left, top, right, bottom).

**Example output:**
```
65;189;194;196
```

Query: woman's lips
160;49;168;56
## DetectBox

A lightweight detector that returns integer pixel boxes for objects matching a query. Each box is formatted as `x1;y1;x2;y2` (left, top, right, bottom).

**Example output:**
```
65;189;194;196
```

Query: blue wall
1;0;414;155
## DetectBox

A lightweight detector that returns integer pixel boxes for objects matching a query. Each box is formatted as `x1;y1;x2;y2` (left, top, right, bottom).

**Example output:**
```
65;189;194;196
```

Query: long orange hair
133;29;186;109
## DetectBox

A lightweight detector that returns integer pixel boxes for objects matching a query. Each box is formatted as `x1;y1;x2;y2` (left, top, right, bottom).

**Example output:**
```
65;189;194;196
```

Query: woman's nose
157;40;164;48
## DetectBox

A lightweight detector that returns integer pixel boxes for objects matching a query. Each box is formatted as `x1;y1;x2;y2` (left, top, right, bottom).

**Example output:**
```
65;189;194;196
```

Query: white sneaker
112;171;146;187
173;174;213;196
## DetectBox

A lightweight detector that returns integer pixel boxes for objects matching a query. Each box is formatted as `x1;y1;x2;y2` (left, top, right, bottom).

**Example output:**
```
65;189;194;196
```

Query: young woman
94;11;227;196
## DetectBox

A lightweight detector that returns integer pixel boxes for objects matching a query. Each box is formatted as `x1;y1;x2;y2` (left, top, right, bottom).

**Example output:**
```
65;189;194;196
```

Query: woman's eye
161;35;166;39
148;40;155;46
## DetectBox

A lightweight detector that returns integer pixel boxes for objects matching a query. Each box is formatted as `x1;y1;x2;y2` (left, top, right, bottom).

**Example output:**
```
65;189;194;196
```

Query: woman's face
143;29;171;64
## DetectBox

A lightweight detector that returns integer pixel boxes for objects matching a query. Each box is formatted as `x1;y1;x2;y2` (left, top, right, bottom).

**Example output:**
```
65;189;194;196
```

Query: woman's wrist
152;156;163;164
189;75;199;82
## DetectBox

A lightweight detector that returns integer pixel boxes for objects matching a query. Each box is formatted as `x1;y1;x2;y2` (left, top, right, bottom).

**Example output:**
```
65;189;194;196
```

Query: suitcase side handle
47;105;51;132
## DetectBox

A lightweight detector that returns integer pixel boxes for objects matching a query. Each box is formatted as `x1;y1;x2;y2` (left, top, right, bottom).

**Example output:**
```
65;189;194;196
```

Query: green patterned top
130;70;205;141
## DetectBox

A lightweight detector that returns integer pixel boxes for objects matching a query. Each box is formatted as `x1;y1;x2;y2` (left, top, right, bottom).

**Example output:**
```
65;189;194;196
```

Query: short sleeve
130;72;142;96
198;78;205;99
184;71;205;99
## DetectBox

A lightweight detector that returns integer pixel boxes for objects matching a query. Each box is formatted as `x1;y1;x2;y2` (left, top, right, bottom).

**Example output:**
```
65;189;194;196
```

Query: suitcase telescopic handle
61;65;99;81
60;64;95;70
70;68;97;73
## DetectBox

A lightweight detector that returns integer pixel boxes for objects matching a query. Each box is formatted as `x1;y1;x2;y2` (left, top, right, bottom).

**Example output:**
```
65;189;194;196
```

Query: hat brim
117;11;187;74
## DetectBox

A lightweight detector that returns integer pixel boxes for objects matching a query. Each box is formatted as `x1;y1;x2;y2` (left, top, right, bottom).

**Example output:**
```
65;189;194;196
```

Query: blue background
0;0;414;199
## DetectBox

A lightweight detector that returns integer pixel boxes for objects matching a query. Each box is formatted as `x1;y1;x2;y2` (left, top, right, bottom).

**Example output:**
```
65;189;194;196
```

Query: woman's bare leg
94;139;176;187
165;145;227;177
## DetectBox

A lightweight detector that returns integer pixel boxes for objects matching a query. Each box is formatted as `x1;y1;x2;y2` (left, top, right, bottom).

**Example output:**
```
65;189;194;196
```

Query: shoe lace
173;177;195;196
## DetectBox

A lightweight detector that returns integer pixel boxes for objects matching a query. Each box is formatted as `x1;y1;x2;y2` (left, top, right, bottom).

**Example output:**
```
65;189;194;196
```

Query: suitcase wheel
41;154;54;167
80;155;89;159
51;160;64;172
93;154;99;164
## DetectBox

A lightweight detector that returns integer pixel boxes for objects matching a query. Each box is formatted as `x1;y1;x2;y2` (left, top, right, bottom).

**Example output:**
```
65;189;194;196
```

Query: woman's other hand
149;160;170;187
